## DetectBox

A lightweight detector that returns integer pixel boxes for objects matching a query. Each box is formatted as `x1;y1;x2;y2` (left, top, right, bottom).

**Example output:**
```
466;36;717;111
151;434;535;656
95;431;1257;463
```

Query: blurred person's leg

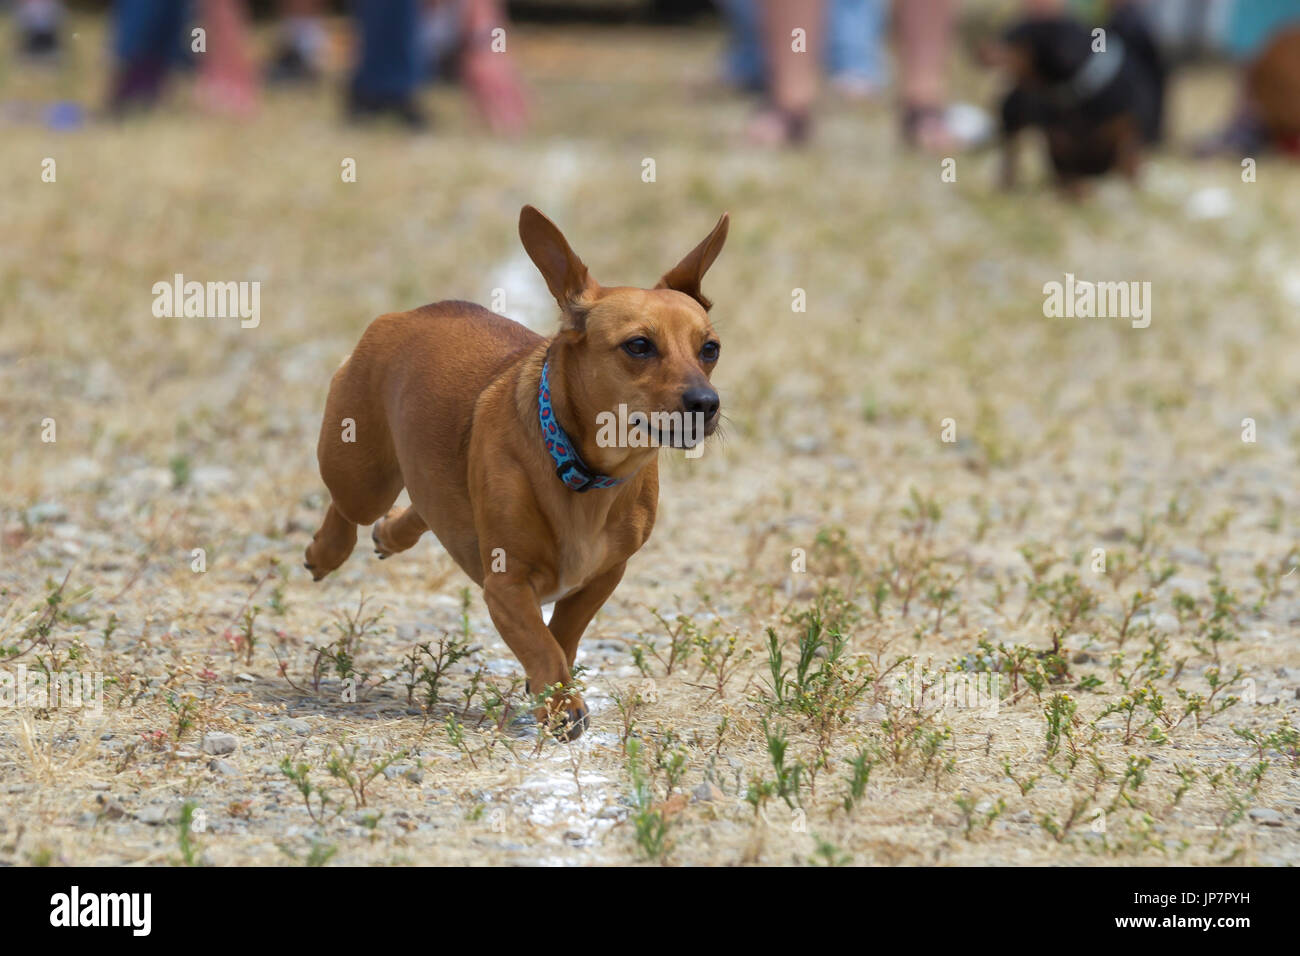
748;0;824;145
826;0;888;98
718;0;766;91
349;0;424;127
109;0;189;112
197;0;257;116
456;0;529;135
419;0;462;81
17;0;62;58
895;0;955;151
267;0;327;85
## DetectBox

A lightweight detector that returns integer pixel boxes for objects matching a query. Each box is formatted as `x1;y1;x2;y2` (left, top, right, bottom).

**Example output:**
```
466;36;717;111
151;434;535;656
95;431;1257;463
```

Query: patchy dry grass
1;15;1298;866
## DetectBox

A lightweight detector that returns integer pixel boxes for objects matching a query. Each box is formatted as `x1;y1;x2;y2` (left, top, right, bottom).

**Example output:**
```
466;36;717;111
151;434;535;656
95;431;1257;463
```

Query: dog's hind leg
305;502;360;581
371;505;428;559
306;467;403;579
305;353;405;579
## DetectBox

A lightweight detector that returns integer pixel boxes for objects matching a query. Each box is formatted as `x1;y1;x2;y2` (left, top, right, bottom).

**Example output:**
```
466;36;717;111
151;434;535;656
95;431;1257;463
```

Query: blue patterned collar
538;359;627;493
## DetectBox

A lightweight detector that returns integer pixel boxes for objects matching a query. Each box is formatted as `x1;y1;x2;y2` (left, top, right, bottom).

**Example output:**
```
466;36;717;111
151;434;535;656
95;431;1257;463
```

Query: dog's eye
700;341;720;362
622;337;655;357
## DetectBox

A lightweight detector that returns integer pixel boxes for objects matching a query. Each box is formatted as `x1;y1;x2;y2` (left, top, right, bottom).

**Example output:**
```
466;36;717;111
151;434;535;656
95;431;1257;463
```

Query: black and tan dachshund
989;3;1166;193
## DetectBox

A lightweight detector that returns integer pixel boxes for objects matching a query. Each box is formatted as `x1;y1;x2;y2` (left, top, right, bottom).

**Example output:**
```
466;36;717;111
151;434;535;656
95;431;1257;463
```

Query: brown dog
1246;27;1300;157
304;206;729;739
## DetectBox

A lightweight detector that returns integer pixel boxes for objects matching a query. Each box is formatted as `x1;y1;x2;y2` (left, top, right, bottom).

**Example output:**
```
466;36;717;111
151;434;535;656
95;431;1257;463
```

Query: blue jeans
720;0;889;90
351;0;420;100
113;0;190;67
826;0;889;86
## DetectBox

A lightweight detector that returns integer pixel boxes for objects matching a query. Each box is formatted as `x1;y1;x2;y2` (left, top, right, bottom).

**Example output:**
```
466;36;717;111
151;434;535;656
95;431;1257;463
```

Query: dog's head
992;16;1093;89
519;205;729;449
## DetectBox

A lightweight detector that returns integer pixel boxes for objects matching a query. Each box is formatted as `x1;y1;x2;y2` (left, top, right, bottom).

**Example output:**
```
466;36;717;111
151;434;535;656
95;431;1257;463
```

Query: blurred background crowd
5;0;1300;157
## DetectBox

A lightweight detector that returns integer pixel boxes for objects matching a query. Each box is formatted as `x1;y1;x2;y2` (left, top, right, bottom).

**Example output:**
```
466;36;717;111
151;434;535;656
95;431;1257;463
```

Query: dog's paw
302;543;334;581
531;687;589;742
556;702;590;741
371;509;411;559
370;520;390;558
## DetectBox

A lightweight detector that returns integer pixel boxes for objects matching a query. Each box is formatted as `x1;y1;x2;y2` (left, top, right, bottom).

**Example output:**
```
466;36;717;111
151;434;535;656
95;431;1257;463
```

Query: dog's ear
519;205;600;329
655;213;729;311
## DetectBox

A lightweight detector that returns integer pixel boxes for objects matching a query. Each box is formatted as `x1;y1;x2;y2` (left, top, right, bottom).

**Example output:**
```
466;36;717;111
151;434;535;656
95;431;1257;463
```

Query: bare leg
457;0;530;135
198;0;258;116
748;0;825;146
895;0;955;151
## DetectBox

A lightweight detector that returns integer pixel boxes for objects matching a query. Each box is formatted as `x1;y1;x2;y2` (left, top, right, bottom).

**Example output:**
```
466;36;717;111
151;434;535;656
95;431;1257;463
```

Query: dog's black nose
681;386;720;420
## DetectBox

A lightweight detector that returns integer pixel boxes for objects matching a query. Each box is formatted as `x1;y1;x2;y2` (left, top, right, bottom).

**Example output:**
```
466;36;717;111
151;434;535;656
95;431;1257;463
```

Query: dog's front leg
1000;132;1021;190
1114;117;1142;183
998;91;1029;191
483;575;589;740
549;561;627;669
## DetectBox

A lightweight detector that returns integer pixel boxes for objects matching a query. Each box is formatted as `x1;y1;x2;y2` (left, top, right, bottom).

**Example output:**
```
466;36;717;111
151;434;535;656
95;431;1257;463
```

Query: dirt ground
1;14;1298;867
